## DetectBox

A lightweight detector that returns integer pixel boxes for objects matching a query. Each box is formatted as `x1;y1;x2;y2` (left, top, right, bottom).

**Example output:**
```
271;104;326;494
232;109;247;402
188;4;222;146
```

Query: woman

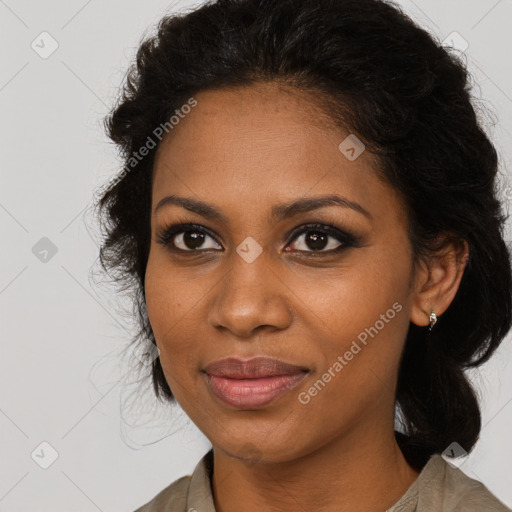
95;0;512;510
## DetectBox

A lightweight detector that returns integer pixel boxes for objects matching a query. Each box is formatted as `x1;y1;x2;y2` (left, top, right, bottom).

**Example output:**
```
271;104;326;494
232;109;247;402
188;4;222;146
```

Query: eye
156;223;222;252
285;223;358;254
155;222;361;255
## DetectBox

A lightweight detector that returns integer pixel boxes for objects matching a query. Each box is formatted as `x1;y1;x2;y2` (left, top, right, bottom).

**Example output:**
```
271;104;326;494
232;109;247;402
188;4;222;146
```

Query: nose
207;250;293;339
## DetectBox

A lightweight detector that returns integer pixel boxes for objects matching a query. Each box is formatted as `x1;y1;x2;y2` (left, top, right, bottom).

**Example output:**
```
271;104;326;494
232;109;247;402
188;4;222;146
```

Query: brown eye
285;223;358;254
289;230;340;252
175;230;219;251
156;224;222;252
156;222;361;256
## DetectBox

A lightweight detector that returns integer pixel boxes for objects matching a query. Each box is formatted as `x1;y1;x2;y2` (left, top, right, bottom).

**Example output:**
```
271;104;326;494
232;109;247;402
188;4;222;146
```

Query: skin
144;82;469;512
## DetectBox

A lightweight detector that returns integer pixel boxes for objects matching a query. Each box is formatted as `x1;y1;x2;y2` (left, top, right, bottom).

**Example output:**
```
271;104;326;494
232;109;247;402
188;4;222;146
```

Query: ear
410;237;469;327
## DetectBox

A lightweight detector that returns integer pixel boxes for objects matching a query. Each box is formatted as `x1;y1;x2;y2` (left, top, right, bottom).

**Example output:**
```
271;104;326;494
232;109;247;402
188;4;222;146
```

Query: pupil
184;231;205;249
306;231;327;250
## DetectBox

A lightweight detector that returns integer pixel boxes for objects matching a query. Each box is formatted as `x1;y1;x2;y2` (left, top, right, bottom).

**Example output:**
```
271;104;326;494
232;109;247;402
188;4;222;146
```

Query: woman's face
145;83;421;462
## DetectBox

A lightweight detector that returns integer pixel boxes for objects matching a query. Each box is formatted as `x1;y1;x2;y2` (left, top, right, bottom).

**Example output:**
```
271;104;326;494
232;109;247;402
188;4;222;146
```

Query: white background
1;0;511;510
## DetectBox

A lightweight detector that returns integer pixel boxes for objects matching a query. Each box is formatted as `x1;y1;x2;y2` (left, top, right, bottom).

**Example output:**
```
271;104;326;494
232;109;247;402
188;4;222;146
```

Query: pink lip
203;357;309;409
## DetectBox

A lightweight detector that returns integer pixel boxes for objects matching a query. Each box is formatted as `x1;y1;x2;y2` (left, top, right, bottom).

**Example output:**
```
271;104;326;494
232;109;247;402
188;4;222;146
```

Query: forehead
151;83;404;225
154;83;343;170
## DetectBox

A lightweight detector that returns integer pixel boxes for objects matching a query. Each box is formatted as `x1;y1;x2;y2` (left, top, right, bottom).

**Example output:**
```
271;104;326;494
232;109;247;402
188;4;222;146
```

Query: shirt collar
187;449;216;512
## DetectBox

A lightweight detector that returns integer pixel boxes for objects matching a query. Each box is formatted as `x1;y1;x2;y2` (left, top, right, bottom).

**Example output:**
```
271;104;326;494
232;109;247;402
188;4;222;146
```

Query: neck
211;426;421;512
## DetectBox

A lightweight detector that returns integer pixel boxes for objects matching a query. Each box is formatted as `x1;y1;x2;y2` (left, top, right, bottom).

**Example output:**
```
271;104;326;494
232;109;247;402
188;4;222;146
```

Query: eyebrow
154;194;372;222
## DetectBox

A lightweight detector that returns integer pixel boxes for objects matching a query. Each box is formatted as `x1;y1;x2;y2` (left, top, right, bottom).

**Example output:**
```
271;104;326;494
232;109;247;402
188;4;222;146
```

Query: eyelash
155;220;362;256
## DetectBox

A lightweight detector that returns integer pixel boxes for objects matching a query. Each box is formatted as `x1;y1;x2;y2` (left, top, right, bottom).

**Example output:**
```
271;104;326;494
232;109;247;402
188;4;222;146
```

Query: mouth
202;356;309;409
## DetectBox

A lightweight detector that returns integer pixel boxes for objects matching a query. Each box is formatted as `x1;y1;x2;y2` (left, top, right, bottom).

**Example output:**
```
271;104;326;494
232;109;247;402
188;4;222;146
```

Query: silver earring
428;311;437;331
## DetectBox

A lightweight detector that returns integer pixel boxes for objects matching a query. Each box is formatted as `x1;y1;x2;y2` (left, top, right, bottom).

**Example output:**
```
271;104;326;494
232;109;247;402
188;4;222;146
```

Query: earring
428;311;437;331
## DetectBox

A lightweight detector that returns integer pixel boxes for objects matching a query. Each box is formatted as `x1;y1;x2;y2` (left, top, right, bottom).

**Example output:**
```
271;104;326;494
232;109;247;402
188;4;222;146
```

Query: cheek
294;280;408;436
300;248;412;379
145;259;182;363
144;254;191;336
144;256;207;382
304;252;409;333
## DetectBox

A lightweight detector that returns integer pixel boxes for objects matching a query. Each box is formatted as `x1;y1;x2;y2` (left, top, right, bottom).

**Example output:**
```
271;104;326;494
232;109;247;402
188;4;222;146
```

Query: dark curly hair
94;0;512;461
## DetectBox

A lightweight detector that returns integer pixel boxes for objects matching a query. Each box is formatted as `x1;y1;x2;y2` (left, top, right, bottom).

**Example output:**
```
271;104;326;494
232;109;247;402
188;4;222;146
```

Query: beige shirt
133;450;511;512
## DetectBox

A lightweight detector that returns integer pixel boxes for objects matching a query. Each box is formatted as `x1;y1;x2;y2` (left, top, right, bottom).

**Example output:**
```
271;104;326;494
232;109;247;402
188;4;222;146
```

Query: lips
202;356;309;409
203;356;308;378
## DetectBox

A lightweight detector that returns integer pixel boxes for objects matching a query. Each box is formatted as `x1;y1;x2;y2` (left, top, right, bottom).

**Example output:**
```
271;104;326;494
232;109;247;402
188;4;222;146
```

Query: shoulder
417;455;511;512
131;450;215;512
132;474;192;512
440;457;511;511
